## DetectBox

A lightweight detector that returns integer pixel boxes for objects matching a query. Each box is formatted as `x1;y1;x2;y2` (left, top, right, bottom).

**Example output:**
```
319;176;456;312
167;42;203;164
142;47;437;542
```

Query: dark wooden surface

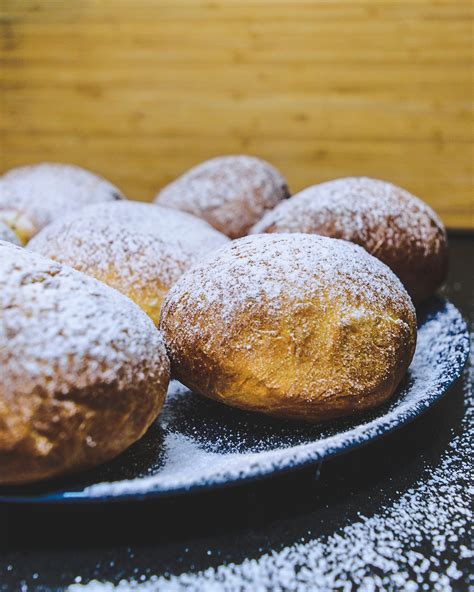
0;234;472;591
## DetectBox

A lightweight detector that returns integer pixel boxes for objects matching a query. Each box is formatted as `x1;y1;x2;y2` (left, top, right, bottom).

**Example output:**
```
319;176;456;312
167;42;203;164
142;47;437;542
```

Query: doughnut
0;242;169;485
160;234;417;422
154;155;290;239
251;177;448;305
28;201;229;325
0;162;124;244
0;223;20;246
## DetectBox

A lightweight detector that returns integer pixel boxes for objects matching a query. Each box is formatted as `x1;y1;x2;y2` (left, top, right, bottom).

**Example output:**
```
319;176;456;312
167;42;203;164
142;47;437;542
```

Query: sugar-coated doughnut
0;242;169;485
0;223;20;246
160;234;417;422
154;155;290;239
0;162;124;244
251;177;447;304
28;201;229;325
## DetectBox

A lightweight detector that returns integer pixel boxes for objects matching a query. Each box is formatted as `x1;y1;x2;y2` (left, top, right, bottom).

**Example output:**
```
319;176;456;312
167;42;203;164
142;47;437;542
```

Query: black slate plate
0;297;469;504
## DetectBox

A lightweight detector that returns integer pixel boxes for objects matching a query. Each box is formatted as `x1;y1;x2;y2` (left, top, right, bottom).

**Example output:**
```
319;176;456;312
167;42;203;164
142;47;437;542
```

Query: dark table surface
1;234;472;592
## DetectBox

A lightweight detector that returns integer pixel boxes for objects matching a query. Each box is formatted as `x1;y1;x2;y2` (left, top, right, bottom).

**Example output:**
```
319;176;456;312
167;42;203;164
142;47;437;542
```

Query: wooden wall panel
0;0;472;228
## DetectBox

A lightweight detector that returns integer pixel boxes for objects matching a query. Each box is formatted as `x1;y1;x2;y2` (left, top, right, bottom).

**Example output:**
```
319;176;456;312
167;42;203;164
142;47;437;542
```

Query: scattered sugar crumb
66;332;471;592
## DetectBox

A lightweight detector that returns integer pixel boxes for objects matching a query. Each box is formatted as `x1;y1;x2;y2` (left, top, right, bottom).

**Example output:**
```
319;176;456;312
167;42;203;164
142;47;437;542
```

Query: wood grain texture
0;0;472;228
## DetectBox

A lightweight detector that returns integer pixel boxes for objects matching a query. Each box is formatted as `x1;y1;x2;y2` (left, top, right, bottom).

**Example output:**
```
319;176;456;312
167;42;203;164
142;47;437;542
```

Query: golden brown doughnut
160;234;417;422
251;177;448;305
0;162;124;244
28;201;229;325
154;155;290;239
0;242;169;485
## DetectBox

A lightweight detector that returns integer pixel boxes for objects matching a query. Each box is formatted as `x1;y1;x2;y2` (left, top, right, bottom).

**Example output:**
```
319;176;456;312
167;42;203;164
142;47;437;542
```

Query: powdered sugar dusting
0;163;124;238
160;233;417;419
161;233;414;342
28;201;229;316
252;177;445;253
0;241;168;398
67;323;471;592
251;177;448;305
0;222;19;245
155;155;290;238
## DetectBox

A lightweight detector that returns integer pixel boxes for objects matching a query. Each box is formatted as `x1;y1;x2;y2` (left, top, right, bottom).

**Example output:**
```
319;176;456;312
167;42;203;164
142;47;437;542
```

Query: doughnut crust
154;155;290;239
0;242;170;485
251;177;448;305
28;201;229;325
0;162;124;244
160;234;417;422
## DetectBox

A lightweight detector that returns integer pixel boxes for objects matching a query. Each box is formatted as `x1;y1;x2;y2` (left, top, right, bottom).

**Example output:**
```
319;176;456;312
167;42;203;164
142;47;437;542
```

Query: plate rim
0;300;469;505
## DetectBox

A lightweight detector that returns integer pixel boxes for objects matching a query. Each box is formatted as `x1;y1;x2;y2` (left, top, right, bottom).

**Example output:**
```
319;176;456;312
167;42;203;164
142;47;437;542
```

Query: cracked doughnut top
160;233;417;421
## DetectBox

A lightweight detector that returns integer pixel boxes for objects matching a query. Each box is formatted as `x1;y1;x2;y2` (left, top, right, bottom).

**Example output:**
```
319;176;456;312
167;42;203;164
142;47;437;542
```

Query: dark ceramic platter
0;298;469;505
